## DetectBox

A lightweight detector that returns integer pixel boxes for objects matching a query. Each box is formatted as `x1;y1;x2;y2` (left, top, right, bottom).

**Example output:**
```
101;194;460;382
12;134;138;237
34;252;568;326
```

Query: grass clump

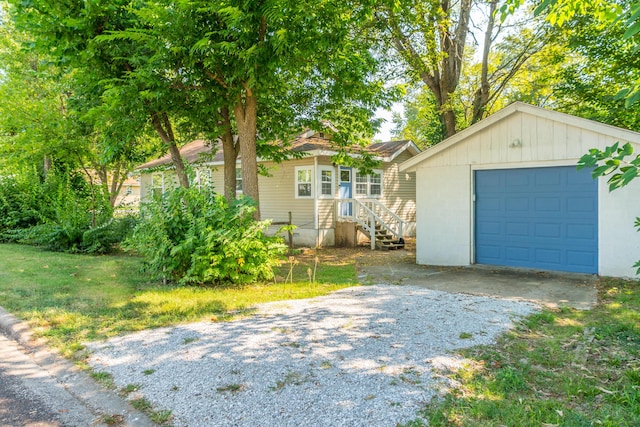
404;277;640;427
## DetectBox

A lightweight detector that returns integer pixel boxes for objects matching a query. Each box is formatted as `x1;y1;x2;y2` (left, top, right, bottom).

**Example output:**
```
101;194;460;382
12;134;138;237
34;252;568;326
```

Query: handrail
335;198;404;249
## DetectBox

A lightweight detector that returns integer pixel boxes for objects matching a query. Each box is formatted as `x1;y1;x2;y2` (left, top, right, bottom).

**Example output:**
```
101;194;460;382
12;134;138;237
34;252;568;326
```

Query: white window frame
318;166;335;198
354;169;383;198
151;172;164;197
235;167;243;194
194;168;212;189
295;166;314;198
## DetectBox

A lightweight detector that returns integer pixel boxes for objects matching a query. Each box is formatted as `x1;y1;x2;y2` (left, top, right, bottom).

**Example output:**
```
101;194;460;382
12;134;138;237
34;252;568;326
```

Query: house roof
136;132;420;170
400;101;640;172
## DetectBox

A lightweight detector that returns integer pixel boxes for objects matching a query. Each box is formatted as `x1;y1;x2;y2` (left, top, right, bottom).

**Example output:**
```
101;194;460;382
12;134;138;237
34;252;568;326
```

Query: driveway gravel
87;285;539;427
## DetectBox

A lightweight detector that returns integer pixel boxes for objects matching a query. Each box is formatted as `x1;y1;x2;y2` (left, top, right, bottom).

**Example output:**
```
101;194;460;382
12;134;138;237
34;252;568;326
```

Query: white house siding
381;151;417;236
415;165;471;265
405;104;640;277
139;144;419;248
598;179;640;277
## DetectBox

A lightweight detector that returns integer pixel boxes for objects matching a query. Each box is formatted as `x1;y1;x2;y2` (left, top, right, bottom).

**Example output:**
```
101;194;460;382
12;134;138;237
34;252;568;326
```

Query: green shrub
125;186;287;286
0;171;47;233
1;172;134;253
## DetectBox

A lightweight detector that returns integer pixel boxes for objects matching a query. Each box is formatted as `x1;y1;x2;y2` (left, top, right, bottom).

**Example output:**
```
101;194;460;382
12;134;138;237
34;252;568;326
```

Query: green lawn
3;243;639;426
405;277;640;427
0;244;357;359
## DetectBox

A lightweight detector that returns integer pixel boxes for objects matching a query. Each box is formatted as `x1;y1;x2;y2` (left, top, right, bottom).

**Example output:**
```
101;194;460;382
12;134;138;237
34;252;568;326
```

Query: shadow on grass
408;278;640;427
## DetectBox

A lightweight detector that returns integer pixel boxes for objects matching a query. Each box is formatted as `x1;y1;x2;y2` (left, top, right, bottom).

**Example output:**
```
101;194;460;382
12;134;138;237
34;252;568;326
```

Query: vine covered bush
125;186;287;286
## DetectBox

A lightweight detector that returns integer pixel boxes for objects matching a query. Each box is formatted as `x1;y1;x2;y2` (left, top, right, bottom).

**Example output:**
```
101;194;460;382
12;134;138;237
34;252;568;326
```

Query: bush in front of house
125;186;287;286
0;171;136;254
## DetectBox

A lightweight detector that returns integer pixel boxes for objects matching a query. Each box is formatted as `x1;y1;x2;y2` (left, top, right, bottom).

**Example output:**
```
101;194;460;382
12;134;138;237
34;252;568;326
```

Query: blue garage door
475;166;598;274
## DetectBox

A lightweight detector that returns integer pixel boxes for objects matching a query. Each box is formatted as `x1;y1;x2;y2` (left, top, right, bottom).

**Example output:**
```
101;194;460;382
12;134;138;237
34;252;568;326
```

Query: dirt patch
291;238;599;310
293;238;417;271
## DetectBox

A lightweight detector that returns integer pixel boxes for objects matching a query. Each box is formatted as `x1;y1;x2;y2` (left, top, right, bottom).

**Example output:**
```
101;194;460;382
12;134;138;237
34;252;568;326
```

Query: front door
339;167;352;216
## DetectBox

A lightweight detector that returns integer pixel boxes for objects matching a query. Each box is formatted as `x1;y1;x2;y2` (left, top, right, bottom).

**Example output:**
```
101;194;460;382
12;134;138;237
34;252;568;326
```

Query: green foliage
532;0;640;107
125;187;287;286
578;142;640;273
0;171;46;232
414;278;640;426
579;142;640;191
0;172;134;254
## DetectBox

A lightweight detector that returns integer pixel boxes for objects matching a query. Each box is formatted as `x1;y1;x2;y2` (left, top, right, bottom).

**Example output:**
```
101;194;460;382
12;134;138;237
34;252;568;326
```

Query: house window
370;171;382;196
235;168;243;193
355;172;368;196
151;173;164;197
319;167;334;197
295;166;313;198
355;170;383;197
340;169;351;183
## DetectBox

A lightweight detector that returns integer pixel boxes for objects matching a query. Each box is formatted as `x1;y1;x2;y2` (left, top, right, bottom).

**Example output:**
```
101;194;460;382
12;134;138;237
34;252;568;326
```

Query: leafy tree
378;0;547;139
0;7;154;209
529;0;640;105
6;0;193;189
551;13;640;131
146;0;395;216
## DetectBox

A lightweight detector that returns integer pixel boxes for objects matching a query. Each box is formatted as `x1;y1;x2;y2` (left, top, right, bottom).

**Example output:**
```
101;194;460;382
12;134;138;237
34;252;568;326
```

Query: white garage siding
404;102;640;277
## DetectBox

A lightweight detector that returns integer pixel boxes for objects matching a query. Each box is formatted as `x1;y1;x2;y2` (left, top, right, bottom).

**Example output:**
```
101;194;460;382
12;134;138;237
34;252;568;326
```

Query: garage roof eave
399;101;640;172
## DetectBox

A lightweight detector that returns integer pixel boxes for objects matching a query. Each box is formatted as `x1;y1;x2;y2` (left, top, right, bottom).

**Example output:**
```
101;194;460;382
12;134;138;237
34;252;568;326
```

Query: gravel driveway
88;285;539;427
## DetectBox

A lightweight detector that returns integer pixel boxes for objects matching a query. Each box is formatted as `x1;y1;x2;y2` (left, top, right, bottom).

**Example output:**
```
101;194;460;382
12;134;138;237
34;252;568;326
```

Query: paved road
0;309;156;427
0;332;70;426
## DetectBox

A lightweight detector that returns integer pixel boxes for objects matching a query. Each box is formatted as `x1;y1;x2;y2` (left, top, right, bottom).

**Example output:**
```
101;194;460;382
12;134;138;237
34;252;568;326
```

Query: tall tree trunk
221;106;239;204
389;0;472;140
234;89;260;219
42;154;51;179
472;0;497;124
441;107;458;138
150;111;190;188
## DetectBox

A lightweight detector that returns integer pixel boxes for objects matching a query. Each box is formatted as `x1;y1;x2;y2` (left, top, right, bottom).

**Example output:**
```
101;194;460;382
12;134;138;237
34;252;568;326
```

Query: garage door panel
475;166;598;274
567;251;597;267
535;197;561;212
506;198;529;211
506;246;530;262
535;248;562;264
506;222;530;236
483;200;503;212
535;172;561;186
477;244;502;262
535;223;561;238
567;223;596;239
477;221;501;235
567;197;596;213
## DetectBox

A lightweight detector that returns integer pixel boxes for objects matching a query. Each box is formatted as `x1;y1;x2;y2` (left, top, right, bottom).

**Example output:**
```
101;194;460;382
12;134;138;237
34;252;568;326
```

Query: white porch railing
335;198;404;249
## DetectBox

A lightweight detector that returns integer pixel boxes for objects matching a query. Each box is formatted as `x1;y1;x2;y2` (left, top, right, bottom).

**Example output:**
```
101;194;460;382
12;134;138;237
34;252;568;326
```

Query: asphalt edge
0;306;157;427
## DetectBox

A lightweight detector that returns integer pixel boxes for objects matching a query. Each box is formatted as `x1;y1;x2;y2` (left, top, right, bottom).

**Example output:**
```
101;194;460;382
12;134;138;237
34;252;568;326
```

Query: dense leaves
125;187;287;286
0;171;134;254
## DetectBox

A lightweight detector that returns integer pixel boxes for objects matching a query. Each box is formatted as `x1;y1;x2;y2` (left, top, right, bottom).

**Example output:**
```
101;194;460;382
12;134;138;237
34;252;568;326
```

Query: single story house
137;131;420;248
400;102;640;277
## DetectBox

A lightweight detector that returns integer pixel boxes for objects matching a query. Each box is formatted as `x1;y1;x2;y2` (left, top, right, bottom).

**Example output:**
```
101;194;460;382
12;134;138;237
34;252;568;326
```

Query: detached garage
400;102;640;277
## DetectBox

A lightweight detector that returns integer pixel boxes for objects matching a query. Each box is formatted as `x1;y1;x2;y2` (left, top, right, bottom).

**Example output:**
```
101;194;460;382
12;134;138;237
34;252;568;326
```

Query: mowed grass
0;244;357;359
404;277;640;427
